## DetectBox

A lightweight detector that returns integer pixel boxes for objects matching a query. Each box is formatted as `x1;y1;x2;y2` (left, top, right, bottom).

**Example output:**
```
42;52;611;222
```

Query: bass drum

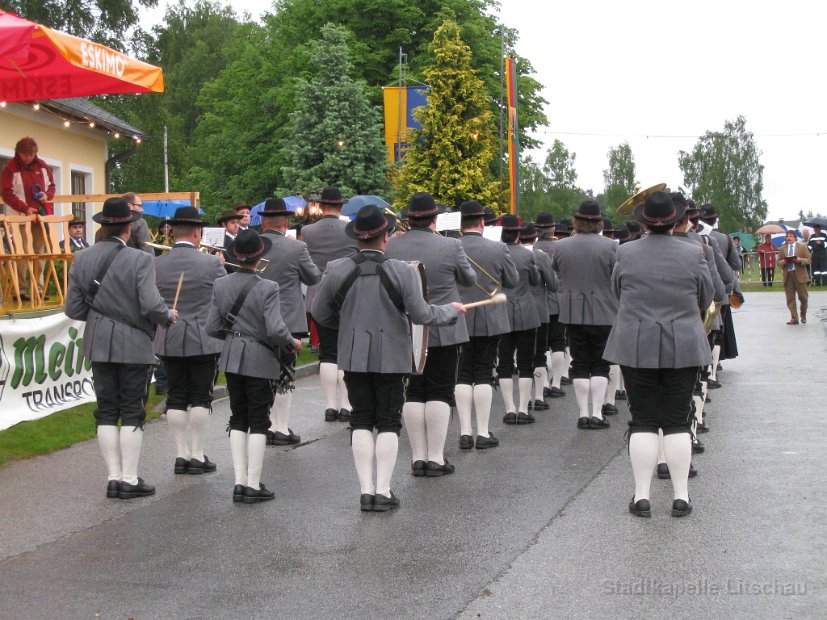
409;261;429;375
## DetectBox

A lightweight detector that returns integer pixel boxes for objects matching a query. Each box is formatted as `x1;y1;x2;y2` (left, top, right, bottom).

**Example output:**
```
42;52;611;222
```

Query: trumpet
385;208;409;232
465;254;501;298
144;241;271;273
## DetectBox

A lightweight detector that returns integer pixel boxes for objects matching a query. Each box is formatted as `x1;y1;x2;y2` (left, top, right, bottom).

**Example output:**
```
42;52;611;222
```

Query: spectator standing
757;234;776;287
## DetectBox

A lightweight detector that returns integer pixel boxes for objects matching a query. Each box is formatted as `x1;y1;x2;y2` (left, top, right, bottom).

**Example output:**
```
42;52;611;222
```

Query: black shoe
373;491;400;512
338;408;351;422
106;480;120;498
425;459;455;477
697;421;710;433
530;399;549;411
689;463;698;478
707;378;721;389
475;433;500;449
360;493;375;512
588;416;610;429
155;385;168;396
692;385;704;396
174;457;190;474
188;456;217;474
546;386;565;398
560;376;572;385
267;429;301;445
118;478;156;499
503;412;517;425
577;417;591;429
615;389;627;401
459;434;475;450
411;460;426;477
672;498;693;517
324;408;338;422
692;439;705;454
233;484;245;503
716;363;722;371
516;412;535;424
657;463;670;479
601;403;619;416
243;484;275;504
629;497;651;518
543;387;553;398
705;396;711;403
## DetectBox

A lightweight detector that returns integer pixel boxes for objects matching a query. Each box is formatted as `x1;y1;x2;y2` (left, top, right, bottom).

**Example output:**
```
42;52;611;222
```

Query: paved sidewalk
0;291;825;619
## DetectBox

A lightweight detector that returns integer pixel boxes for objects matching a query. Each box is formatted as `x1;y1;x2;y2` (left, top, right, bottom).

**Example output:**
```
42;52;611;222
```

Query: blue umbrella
249;196;307;227
771;225;800;248
141;199;196;218
342;195;390;217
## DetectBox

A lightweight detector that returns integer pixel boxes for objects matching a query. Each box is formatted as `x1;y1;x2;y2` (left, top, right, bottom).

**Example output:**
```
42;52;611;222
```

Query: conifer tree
395;20;500;210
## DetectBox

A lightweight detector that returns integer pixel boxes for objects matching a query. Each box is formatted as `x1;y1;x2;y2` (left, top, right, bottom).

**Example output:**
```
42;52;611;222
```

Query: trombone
144;241;271;273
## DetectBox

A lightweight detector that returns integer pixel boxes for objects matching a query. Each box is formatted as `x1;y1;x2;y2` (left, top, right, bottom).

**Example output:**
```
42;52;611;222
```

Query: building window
70;170;87;228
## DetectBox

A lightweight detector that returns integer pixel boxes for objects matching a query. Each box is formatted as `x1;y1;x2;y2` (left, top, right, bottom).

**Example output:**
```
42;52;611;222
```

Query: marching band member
455;201;519;449
534;213;567;399
259;198;322;446
604;192;713;517
65;197;179;500
301;187;358;423
154;206;227;476
206;229;302;504
497;215;540;426
312;205;465;511
551;201;617;430
386;192;476;477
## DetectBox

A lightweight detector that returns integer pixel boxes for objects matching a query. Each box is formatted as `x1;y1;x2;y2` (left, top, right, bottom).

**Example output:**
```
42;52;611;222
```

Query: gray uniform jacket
710;229;741;273
301;215;358;312
530;246;558;320
552;233;618;326
504;243;541;331
535;237;560;315
311;251;460;373
458;232;519;337
386;228;476;347
603;234;714;369
154;243;227;357
674;233;726;302
695;230;735;295
260;230;321;334
205;272;294;380
65;238;173;365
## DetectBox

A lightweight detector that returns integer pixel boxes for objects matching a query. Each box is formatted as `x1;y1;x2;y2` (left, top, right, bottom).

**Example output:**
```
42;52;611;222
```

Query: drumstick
461;292;507;310
173;272;185;311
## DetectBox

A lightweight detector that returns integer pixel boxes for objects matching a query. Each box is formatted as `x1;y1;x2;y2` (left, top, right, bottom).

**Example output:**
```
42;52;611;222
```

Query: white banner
0;312;96;431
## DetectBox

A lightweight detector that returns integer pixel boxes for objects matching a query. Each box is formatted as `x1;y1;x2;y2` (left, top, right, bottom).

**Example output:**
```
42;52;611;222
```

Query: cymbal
615;183;668;218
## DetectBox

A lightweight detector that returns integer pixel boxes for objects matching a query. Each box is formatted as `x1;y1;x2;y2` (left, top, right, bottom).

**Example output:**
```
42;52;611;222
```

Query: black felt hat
572;200;604;221
535;212;555;228
217;209;243;225
500;214;522;231
225;229;272;263
633;191;685;227
408;192;439;218
520;223;538;241
699;204;719;221
614;225;632;243
345;204;396;240
259;198;292;217
167;206;208;226
625;220;643;237
92;197;142;224
460;200;485;218
483;208;499;225
318;187;346;206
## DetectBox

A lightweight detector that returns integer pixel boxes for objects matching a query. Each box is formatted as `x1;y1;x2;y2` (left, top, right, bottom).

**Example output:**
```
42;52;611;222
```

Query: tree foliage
678;115;767;232
519;140;585;220
281;24;388;197
394;20;499;209
602;143;636;219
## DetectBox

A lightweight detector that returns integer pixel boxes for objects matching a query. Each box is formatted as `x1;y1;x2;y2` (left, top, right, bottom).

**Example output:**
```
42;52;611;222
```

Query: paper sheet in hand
482;226;503;242
202;228;225;248
436;212;461;231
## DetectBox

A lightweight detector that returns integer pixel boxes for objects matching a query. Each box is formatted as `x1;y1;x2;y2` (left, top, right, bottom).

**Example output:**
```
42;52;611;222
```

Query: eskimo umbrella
0;10;164;102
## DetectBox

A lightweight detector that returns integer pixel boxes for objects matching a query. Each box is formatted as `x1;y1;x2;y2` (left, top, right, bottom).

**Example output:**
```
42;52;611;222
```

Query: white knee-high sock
97;425;122;481
375;432;399;497
424;401;451;464
189;406;210;462
563;348;571;379
319;362;338;409
454;384;474;436
573;378;590;419
663;433;692;501
657;429;666;465
629;432;659;502
694;393;705;426
120;426;144;485
606;366;619;405
351;429;375;495
403;402;427;462
518;377;532;413
533;367;548;401
590;376;609;419
499;377;515;413
272;391;293;434
550;351;565;388
473;384;493;437
229;430;248;486
338;369;351;410
246;433;267;490
166;408;190;459
701;380;708;403
710;346;721;380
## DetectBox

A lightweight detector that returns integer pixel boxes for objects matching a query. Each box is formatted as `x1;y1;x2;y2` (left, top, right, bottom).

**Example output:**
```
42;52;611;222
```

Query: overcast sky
144;0;827;220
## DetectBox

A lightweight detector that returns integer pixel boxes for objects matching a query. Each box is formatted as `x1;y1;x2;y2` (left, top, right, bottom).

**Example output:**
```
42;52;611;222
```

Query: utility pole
163;125;169;193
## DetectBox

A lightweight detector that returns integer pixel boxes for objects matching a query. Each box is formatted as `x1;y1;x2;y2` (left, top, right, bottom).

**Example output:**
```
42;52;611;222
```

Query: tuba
614;184;668;219
702;300;722;335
